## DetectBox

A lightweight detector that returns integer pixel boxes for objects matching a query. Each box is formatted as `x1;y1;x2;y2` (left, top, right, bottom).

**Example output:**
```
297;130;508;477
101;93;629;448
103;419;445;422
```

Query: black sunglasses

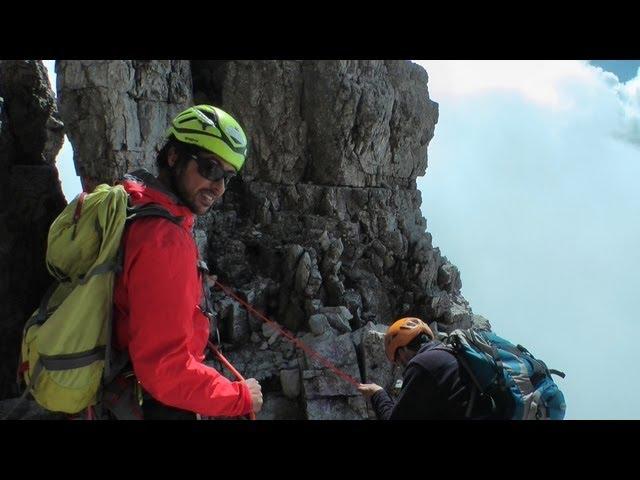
190;154;236;184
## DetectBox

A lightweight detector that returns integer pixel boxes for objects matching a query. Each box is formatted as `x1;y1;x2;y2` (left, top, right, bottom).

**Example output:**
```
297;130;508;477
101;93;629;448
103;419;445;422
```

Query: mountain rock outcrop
0;60;490;419
0;60;66;400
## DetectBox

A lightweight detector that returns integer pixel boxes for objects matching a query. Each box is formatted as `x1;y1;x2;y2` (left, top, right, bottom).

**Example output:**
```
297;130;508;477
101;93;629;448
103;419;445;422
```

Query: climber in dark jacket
358;317;495;420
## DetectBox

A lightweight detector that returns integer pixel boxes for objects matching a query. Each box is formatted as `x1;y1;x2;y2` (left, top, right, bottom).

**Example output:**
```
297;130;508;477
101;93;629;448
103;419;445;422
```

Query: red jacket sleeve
123;218;253;417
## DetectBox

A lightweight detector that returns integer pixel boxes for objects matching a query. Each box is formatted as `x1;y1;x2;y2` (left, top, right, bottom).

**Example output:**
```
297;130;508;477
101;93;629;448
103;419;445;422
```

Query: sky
43;60;640;419
42;61;82;200
591;60;640;83
413;60;640;420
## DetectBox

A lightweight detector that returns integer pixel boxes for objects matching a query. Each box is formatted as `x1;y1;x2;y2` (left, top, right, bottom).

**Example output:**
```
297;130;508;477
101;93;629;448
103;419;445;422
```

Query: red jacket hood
120;169;195;231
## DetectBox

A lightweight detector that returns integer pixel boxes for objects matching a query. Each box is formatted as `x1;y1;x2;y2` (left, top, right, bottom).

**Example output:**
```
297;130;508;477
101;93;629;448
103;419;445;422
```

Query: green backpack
17;183;181;416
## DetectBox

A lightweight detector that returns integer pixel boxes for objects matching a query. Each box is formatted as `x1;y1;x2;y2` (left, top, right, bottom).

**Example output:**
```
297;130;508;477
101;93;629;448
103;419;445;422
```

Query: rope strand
214;280;360;388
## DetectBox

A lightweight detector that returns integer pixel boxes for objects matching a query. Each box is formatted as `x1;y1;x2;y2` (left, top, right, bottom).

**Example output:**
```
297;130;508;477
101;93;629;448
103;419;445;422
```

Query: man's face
169;148;236;215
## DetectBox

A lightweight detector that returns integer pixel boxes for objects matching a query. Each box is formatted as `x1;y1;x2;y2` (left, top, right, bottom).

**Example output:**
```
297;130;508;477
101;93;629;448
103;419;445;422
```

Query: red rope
213;280;360;388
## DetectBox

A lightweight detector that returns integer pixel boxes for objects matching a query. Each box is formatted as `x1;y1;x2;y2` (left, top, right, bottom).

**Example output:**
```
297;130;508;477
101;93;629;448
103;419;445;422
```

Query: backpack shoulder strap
115;202;185;274
438;333;498;418
105;202;184;386
126;204;183;226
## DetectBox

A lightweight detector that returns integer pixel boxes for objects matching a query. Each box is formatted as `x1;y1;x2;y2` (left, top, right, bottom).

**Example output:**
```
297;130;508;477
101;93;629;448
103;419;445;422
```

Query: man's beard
169;161;199;214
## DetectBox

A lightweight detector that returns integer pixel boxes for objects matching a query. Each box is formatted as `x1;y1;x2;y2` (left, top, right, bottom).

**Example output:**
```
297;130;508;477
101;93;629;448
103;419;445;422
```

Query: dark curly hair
156;135;203;171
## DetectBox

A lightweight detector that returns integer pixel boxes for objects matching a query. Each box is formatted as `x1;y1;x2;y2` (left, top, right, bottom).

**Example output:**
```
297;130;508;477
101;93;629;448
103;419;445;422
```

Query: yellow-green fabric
21;184;128;414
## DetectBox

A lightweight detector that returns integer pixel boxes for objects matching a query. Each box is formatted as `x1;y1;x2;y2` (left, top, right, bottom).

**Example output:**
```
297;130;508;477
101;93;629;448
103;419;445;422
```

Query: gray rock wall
56;60;192;191
0;60;66;399
194;61;477;419
0;60;489;420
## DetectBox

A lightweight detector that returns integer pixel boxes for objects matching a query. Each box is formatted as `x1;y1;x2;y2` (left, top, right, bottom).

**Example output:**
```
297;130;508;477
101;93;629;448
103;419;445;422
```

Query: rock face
193;60;437;189
56;60;192;191
0;60;66;400
0;60;485;419
196;61;473;419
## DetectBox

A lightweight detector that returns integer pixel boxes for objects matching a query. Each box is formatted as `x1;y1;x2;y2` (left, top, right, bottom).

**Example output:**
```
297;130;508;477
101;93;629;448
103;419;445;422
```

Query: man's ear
167;146;177;168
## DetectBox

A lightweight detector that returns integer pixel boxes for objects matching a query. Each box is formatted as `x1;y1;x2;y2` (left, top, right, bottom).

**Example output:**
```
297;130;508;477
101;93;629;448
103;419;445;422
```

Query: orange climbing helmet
384;317;434;362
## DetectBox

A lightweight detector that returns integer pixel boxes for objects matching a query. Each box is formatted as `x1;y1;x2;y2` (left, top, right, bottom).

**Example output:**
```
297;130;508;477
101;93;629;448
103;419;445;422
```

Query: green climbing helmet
166;105;248;172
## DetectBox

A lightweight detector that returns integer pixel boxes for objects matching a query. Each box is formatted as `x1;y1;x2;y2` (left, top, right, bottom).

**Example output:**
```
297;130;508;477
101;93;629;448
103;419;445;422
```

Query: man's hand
358;383;384;398
245;378;263;413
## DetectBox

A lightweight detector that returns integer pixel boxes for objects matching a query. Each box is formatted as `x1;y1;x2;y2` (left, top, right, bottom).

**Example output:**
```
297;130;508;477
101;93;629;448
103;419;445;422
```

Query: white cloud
415;60;640;148
414;60;640;419
616;68;640;146
414;60;601;109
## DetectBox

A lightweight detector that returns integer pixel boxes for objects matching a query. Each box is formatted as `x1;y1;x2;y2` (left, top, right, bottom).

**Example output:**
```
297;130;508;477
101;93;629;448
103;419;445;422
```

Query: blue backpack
442;329;566;420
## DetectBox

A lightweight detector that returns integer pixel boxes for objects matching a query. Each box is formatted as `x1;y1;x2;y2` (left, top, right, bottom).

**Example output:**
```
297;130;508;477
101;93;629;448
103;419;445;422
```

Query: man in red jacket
112;105;262;420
